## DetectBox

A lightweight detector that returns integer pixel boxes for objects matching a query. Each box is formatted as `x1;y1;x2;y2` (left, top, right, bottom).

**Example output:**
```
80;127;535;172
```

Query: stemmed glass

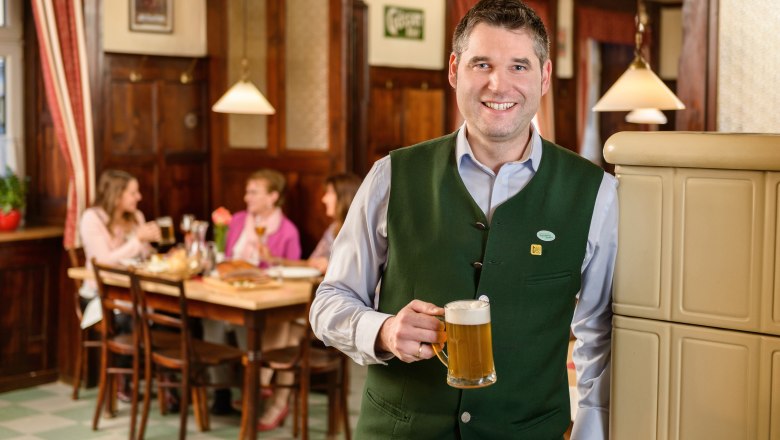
180;214;195;249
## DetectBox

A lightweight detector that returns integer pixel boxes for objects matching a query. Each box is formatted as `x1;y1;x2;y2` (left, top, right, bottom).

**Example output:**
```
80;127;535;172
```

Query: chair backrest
67;247;86;320
91;259;139;342
130;272;193;365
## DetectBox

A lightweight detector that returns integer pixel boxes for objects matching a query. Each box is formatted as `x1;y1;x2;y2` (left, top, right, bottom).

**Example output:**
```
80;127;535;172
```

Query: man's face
449;23;551;149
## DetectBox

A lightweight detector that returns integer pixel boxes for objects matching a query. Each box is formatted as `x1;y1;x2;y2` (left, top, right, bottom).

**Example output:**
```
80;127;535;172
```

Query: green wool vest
356;132;604;440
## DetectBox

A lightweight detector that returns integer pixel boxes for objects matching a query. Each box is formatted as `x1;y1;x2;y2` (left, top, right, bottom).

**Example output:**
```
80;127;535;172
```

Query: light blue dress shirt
311;125;618;439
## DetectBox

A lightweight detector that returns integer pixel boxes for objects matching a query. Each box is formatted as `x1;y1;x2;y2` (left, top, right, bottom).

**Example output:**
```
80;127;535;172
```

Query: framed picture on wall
129;0;173;33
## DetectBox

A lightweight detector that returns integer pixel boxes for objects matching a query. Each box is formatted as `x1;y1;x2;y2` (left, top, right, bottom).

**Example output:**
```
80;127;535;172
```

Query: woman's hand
136;221;162;243
307;256;328;273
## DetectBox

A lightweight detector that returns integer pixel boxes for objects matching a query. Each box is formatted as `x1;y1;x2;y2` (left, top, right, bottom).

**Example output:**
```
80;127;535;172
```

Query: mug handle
431;316;448;367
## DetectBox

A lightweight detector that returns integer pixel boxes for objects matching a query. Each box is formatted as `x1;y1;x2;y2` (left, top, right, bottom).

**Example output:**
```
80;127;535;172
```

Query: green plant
0;168;27;214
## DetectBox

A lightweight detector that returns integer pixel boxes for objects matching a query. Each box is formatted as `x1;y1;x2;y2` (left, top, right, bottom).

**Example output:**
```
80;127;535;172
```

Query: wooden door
366;67;446;170
102;54;210;227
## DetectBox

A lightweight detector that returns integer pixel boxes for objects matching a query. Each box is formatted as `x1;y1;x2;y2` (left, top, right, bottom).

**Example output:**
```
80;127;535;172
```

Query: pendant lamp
626;108;668;124
212;0;275;115
592;0;684;113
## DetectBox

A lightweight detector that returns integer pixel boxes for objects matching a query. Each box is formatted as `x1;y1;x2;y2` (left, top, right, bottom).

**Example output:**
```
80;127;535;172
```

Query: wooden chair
256;280;351;440
131;271;245;440
91;260;144;439
66;246;102;400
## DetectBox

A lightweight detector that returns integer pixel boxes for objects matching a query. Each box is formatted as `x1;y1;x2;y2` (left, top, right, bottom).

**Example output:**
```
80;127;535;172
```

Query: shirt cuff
355;310;394;364
571;407;608;440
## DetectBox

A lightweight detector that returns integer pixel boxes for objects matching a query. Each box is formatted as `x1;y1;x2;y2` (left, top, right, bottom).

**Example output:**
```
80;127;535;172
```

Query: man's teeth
484;102;515;110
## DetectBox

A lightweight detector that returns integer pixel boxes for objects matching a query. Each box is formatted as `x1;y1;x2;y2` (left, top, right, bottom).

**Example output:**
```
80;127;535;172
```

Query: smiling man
311;1;617;439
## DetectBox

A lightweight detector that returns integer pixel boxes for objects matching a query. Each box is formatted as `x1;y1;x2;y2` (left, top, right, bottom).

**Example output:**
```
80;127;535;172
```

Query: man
311;0;617;438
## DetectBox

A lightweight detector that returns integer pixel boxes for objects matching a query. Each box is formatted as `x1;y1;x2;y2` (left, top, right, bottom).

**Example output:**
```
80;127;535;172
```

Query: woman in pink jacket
204;169;302;429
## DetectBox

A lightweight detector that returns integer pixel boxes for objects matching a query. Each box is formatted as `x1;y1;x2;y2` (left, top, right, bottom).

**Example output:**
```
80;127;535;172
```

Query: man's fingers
408;299;444;316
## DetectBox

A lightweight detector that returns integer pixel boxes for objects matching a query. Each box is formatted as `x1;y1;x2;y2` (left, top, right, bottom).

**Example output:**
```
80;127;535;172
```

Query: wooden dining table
68;266;313;439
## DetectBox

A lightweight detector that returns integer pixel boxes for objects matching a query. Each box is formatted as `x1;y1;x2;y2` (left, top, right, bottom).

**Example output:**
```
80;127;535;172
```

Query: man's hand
376;299;445;362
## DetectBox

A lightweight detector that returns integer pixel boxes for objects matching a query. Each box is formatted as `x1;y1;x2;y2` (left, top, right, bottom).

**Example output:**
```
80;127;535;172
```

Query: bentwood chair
256;280;351;440
131;271;245;440
91;260;144;439
67;246;102;400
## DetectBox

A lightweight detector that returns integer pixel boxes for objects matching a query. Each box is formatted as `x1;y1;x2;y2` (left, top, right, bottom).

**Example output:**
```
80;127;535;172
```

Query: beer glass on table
432;299;497;389
156;216;176;250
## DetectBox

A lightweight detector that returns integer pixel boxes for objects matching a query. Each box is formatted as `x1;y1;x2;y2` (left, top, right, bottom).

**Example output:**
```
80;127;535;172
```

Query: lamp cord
241;0;249;80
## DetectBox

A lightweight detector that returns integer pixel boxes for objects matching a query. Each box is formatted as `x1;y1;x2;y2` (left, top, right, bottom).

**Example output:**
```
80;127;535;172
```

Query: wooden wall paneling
348;0;369;176
675;0;713;131
102;54;210;224
328;0;349;173
366;66;446;170
402;88;445;147
0;237;62;392
207;0;228;210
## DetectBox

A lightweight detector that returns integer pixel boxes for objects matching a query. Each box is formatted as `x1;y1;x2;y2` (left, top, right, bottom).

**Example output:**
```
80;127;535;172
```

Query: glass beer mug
432;300;497;389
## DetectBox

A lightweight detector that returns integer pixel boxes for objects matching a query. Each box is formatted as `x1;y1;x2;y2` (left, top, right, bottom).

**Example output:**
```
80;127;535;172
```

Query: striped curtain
31;0;95;248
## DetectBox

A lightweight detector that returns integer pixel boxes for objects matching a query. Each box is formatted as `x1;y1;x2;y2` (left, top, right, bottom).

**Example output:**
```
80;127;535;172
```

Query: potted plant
0;167;27;231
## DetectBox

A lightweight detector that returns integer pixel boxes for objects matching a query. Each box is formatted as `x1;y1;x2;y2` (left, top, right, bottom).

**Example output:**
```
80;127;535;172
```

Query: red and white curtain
32;0;95;249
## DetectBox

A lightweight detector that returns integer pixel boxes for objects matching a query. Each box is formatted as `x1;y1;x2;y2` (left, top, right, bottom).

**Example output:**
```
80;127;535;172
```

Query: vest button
471;261;483;269
461;411;471;423
478;294;489;303
474;221;487;230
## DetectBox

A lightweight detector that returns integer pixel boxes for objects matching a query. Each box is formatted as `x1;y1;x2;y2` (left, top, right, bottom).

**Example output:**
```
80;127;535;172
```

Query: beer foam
445;300;490;325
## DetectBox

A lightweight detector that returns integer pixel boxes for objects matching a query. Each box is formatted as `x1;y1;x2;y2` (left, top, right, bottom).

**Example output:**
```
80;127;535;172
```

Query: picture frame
129;0;173;34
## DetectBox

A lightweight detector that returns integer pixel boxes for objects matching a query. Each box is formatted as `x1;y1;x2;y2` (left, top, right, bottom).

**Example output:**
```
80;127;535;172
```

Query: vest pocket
524;270;572;286
365;387;412;423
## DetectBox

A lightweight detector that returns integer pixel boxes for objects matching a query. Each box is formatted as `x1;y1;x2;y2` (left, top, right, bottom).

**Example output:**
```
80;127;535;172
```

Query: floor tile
0;414;76;435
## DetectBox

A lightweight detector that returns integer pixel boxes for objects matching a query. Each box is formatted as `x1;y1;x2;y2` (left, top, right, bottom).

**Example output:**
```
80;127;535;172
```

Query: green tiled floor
0;364;365;440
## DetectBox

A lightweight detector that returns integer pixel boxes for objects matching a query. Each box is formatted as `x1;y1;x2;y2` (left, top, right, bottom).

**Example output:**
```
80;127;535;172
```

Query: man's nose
488;70;509;92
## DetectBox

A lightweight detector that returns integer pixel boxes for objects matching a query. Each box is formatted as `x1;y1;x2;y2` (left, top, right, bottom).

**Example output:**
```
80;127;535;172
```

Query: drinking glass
156;216;176;246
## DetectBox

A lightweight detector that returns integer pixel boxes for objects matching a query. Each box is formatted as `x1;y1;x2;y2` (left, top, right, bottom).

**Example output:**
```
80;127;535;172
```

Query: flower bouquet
211;207;232;253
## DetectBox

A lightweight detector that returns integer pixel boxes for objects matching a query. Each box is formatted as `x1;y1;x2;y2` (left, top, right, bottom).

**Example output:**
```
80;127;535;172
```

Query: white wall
103;0;207;57
717;0;780;132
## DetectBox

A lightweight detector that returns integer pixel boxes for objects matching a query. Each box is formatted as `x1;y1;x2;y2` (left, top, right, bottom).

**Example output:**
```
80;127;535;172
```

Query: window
0;0;22;173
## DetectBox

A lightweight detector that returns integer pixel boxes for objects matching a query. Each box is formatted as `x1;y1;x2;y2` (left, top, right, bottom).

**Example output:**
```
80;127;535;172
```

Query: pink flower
211;206;232;226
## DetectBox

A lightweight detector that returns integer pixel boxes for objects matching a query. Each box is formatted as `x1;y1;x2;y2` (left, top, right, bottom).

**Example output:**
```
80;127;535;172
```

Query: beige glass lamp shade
626;108;668;124
593;57;685;112
212;77;275;115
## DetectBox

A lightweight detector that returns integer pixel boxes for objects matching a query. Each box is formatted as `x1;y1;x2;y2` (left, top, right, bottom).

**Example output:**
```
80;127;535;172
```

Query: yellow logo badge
530;244;542;255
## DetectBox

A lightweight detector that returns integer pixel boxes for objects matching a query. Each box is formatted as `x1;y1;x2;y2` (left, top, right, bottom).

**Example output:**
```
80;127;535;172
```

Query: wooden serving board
201;276;281;292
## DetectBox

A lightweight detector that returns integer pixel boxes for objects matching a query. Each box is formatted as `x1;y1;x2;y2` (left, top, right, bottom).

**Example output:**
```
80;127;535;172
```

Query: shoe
257;405;289;432
116;389;135;403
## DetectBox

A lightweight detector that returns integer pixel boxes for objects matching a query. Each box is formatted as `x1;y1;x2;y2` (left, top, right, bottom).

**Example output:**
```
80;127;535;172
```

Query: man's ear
448;53;459;89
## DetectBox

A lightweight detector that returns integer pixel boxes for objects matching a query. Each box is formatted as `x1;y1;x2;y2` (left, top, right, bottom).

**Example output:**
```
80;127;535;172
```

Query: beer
254;225;266;237
433;300;497;388
156;216;175;245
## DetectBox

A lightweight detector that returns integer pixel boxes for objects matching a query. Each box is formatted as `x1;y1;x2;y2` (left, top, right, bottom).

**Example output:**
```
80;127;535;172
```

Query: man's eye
475;63;489;69
514;65;528;71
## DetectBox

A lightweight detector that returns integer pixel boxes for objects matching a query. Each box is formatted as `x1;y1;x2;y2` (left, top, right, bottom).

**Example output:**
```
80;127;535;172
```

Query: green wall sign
384;6;424;40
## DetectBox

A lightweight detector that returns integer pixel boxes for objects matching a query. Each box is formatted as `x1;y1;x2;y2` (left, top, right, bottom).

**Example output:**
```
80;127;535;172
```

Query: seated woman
203;169;302;423
268;173;362;273
253;173;361;429
79;169;161;402
79;169;160;319
225;168;301;266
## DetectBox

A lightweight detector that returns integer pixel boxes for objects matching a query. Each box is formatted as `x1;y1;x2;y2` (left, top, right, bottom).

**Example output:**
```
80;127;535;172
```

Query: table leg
241;316;263;439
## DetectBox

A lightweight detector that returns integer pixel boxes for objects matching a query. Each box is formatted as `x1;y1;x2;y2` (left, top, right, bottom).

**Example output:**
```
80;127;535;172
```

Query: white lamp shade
593;59;685;112
212;80;276;115
626;108;668;124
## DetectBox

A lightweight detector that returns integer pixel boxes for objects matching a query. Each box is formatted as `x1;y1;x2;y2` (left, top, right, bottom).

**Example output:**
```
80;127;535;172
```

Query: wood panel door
366;67;446;170
102;54;210;227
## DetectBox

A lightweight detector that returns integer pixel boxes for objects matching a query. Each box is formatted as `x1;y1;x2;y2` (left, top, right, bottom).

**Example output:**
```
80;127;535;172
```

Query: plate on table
266;266;321;279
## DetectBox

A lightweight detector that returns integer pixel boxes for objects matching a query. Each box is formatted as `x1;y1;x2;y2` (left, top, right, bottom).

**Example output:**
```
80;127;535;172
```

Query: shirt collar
455;123;542;174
